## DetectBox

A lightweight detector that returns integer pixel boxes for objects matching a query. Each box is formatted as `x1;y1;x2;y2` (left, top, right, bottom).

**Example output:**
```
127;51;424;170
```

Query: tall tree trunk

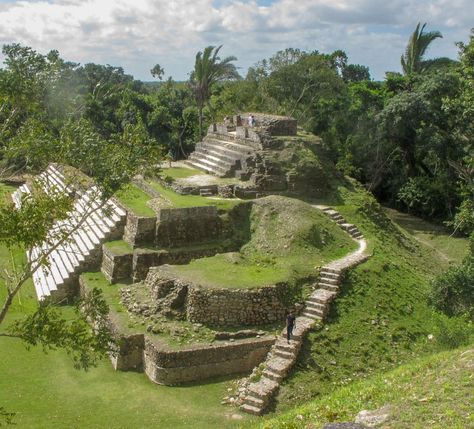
198;106;203;140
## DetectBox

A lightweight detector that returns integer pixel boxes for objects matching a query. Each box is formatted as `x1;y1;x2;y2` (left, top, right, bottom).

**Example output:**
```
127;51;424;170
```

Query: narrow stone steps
302;306;324;317
240;404;262;416
274;349;295;359
262;368;283;382
319;276;339;285
243;395;265;408
318;282;339;292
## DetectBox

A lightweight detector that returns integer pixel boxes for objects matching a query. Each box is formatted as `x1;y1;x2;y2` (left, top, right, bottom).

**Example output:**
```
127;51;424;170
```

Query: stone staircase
12;164;127;301
240;205;369;415
187;136;256;177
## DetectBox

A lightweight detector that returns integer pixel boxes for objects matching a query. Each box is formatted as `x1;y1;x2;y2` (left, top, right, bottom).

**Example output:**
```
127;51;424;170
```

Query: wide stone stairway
187;134;256;177
12;164;126;301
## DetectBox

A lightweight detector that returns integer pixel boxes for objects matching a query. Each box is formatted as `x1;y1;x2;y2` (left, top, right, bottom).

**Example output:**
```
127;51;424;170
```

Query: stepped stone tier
187;113;297;178
11;164;126;301
239;205;370;416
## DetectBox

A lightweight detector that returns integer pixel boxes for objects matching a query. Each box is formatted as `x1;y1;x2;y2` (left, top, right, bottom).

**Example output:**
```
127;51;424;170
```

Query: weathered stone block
101;245;133;284
123;213;157;247
155;206;223;247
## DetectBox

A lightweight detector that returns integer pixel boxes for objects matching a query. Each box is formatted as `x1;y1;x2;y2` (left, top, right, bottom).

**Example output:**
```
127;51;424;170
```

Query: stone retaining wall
156;206;225;247
187;285;288;327
146;268;289;327
101;246;133;283
123;213;157;247
143;336;274;385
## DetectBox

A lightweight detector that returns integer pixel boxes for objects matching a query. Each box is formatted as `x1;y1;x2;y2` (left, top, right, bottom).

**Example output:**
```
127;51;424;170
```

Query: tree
150;64;165;80
0;118;161;358
189;45;239;138
401;22;443;75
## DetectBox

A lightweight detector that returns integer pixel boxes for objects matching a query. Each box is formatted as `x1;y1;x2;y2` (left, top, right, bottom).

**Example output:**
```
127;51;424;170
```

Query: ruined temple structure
187;113;297;181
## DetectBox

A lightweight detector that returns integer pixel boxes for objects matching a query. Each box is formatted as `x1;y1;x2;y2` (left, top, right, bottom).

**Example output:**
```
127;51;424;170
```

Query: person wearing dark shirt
286;311;296;343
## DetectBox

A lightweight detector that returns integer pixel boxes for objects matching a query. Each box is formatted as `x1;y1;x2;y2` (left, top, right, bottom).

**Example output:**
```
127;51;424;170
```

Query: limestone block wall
187;285;288;327
143;337;274;385
101;246;133;284
254;114;297;136
155;206;225;248
146;268;289;327
110;333;144;371
123;213;157;247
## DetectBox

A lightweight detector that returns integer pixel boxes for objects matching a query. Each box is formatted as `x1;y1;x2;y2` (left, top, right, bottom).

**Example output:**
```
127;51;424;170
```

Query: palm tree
190;45;239;138
401;23;443;75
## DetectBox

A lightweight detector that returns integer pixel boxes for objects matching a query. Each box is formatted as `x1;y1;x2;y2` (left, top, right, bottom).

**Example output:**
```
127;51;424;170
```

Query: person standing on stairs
286;311;296;343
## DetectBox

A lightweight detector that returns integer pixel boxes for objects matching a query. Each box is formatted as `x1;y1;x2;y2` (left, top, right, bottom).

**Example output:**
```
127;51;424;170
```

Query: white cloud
0;0;472;80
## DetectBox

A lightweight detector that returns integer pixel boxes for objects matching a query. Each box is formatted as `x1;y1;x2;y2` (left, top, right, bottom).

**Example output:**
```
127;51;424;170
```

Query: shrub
430;233;474;319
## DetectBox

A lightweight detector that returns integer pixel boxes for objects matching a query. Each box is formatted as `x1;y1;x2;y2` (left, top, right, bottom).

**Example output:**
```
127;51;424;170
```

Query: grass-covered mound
166;195;357;289
248;344;474;428
268;182;473;412
265;130;345;197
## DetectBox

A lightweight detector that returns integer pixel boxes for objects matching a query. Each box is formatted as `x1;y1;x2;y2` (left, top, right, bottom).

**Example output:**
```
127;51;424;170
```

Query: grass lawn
115;184;155;217
160;166;205;179
103;240;133;256
385;207;469;266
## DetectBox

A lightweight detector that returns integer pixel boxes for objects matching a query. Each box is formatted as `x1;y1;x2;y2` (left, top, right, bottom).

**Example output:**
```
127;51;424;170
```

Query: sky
0;0;472;81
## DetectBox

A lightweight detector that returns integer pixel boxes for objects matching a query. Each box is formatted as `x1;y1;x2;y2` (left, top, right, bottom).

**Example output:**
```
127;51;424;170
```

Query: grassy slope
250;345;474;429
256;182;472;417
168;196;357;289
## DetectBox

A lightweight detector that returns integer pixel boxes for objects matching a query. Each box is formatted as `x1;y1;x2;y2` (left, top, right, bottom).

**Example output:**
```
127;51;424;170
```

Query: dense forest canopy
0;25;473;233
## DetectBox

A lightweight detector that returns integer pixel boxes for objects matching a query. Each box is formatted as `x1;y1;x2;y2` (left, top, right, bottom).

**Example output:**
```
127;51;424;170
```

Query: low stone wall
123;213;157;247
155;206;224;248
187;285;288;327
143;336;274;385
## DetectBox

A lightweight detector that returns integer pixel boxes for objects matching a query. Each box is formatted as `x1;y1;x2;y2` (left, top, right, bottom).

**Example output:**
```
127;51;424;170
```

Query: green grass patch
385;207;469;266
167;196;357;289
115;184;155;217
250;344;474;429
103;240;133;255
161;166;205;179
147;180;240;211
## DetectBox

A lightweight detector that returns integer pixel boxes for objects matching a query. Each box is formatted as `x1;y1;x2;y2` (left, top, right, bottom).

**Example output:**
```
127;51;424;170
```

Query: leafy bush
430;233;474;319
433;313;473;349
